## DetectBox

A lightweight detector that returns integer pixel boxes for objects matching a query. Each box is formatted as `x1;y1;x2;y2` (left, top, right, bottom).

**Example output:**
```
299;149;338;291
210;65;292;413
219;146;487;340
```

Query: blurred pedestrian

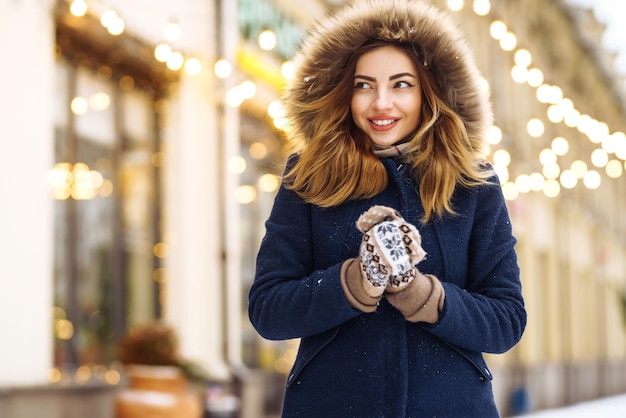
248;0;526;416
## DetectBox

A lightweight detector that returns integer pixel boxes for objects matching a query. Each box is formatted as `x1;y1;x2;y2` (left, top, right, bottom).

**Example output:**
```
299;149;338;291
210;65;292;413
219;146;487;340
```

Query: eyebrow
354;72;417;81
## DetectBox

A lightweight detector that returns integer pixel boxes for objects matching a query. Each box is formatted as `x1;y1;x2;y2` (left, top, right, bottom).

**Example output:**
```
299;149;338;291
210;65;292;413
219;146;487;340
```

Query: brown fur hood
285;0;492;150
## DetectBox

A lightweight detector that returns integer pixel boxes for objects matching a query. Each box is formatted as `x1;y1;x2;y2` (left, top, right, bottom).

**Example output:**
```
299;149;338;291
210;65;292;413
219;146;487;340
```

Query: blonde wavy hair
284;41;493;222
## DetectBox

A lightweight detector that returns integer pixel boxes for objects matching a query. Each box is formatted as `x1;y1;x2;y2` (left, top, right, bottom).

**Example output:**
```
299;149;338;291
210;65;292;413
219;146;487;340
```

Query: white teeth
371;119;395;126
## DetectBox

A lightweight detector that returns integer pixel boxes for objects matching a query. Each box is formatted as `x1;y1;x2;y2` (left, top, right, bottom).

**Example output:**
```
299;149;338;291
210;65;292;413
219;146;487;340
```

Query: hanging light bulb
539;148;557;166
281;61;296;80
473;0;490;16
551;137;569;156
543;163;560;180
502;182;519;201
184;58;202;75
560;170;577;189
514;49;532;68
166;52;184;71
526;68;544;87
500;32;517;51
591;149;609;168
542;179;560;198
486;125;503;145
493;149;511;167
606;160;623;178
70;0;87;17
528;172;545;192
448;0;463;11
164;21;181;42
258;29;277;51
101;10;124;36
490;21;507;40
214;59;232;79
527;118;545;138
583;170;601;189
511;66;528;84
155;43;172;62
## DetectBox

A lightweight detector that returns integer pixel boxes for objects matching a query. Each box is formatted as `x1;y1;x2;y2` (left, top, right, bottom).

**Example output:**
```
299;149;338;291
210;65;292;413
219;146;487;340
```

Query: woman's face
351;45;423;148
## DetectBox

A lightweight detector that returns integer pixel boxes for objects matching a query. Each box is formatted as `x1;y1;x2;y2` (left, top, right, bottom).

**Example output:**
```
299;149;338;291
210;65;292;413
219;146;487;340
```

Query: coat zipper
286;326;342;387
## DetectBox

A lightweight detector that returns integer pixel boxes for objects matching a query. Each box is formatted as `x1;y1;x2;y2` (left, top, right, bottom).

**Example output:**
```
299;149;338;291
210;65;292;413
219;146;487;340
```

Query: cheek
408;96;423;120
350;98;362;122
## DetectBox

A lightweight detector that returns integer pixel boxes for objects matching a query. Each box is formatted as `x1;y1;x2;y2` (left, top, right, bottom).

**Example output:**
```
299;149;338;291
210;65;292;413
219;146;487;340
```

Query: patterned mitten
386;273;446;323
356;206;426;294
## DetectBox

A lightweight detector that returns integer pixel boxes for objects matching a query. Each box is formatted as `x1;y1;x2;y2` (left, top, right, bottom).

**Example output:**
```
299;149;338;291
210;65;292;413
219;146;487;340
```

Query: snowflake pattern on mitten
371;221;415;287
357;205;426;291
360;230;389;287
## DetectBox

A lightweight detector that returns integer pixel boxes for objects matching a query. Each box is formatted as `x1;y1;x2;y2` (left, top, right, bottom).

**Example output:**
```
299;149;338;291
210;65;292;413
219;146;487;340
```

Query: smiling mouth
370;119;397;126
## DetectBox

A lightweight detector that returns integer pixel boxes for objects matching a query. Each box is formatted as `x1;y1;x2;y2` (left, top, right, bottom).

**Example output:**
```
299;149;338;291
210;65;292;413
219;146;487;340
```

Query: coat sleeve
248;179;362;341
424;177;527;354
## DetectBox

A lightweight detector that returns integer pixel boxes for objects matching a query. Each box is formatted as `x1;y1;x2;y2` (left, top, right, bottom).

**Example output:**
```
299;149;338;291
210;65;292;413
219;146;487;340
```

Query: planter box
115;365;202;418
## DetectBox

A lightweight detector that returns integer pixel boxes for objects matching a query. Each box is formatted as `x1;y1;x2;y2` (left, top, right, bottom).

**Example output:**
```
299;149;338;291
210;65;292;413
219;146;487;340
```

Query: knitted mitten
356;206;426;294
386;273;446;323
340;207;398;311
355;206;445;324
340;258;381;313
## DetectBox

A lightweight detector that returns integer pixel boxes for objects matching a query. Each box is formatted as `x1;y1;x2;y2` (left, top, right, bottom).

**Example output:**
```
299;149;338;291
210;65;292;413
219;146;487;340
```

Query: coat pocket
442;341;493;381
286;326;341;387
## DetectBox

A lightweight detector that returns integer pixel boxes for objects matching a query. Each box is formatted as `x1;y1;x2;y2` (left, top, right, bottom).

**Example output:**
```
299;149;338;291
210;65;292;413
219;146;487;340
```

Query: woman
248;0;526;416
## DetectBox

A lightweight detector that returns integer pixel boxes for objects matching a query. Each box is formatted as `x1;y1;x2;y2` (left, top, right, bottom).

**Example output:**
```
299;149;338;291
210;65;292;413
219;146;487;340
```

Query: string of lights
442;0;626;201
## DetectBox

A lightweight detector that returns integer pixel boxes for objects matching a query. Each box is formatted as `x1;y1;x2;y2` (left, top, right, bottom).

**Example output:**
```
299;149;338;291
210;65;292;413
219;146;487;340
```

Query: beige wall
0;0;56;386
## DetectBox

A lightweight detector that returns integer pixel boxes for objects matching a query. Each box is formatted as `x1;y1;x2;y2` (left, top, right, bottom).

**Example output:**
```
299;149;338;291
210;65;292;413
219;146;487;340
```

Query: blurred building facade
0;0;625;417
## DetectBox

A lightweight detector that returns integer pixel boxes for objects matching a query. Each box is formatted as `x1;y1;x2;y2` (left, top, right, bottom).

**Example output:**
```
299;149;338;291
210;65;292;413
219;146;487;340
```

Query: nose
372;88;393;110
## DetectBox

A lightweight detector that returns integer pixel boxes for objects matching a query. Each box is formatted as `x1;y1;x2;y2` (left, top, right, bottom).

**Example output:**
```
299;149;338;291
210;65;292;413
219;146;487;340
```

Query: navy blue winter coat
249;157;526;417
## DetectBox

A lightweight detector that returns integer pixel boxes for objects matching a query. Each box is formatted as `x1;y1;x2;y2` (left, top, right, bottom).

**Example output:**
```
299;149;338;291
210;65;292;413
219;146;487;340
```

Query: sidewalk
514;393;626;417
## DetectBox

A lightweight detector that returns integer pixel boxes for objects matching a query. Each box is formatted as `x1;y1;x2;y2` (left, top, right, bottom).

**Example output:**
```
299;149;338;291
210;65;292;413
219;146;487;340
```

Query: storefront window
52;43;163;368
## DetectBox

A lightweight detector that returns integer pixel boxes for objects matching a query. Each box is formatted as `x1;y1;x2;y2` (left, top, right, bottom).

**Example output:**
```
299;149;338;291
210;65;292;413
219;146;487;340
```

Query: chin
372;139;402;147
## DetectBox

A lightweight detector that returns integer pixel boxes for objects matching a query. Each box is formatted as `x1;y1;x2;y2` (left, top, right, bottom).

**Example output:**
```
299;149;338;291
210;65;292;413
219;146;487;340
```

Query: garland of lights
444;0;626;201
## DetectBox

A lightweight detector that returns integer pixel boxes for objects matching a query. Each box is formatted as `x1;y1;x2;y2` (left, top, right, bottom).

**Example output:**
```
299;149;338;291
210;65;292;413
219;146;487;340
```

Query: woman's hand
354;205;444;323
356;205;426;293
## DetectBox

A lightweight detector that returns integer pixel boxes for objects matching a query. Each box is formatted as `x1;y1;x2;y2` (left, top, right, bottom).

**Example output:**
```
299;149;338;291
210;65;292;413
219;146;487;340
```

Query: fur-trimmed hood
285;0;492;150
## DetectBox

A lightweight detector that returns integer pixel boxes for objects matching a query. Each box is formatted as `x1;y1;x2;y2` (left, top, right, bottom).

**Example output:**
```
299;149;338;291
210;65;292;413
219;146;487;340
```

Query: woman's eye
354;81;372;89
395;80;414;88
